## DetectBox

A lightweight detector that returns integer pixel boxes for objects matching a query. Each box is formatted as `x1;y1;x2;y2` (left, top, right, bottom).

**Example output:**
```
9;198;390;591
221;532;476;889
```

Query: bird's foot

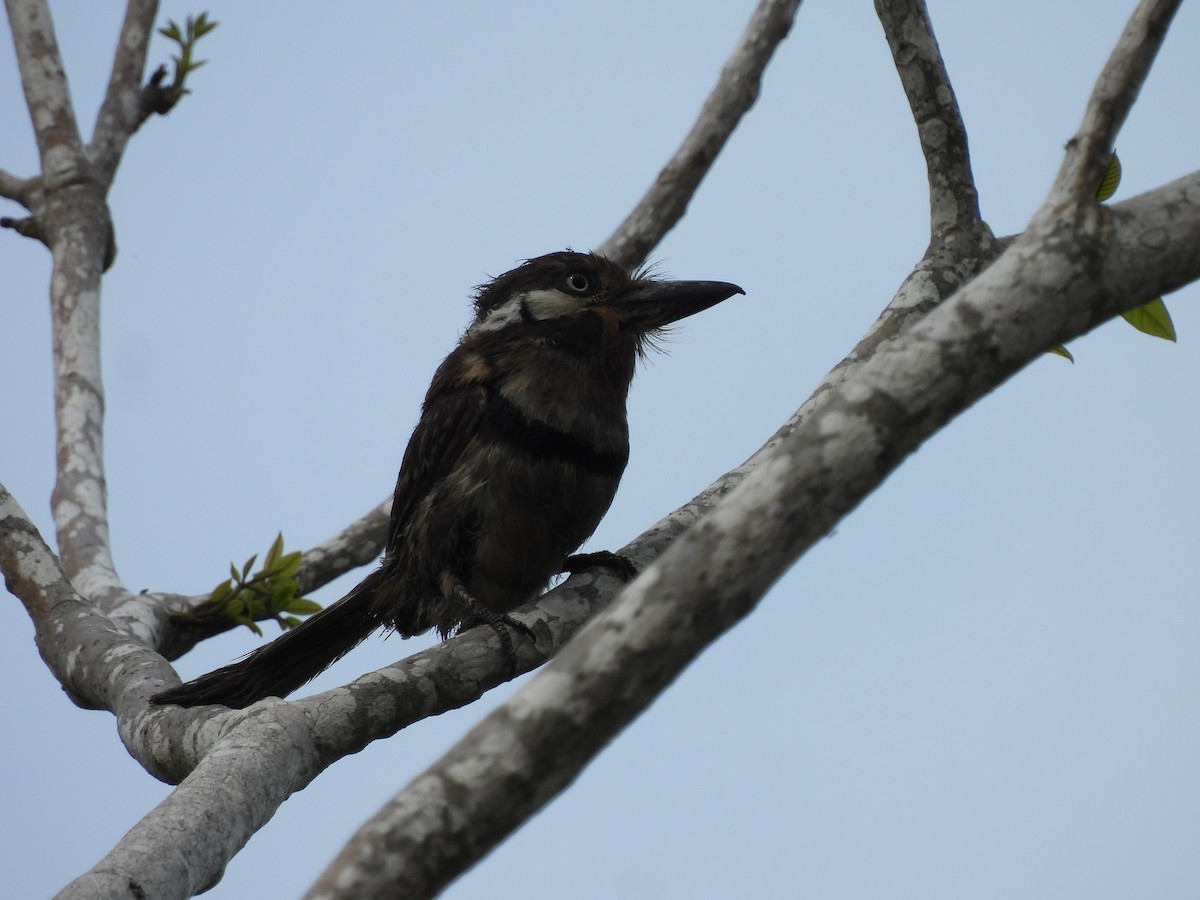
562;550;639;581
451;585;537;679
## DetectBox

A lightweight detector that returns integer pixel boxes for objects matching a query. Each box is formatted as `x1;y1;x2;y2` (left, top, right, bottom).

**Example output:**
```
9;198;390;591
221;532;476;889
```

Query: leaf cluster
158;13;218;86
178;534;322;635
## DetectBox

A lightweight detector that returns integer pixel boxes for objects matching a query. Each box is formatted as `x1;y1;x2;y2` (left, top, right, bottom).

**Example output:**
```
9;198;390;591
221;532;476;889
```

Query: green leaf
1121;297;1176;341
209;580;233;604
224;597;244;617
264;532;284;570
241;554;257;581
1047;345;1074;362
281;616;303;629
284;598;323;615
277;552;302;579
269;581;296;608
1096;152;1121;202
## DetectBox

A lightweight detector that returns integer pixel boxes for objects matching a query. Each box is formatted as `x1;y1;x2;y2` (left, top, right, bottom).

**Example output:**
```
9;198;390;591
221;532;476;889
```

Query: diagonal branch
1045;0;1182;211
597;0;802;270
875;0;981;243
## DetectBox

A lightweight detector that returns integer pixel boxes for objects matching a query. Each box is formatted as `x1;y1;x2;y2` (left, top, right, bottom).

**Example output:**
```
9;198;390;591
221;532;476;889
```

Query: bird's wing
387;354;491;550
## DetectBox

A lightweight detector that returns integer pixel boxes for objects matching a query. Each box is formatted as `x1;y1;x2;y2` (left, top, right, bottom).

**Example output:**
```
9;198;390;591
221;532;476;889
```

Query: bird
153;250;743;708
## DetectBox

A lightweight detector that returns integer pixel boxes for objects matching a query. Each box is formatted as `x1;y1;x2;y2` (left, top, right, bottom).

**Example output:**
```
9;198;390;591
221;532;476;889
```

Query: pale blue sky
2;2;1198;897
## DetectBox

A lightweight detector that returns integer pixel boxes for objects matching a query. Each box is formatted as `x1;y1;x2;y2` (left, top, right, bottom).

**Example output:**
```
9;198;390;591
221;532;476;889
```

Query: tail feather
153;568;386;708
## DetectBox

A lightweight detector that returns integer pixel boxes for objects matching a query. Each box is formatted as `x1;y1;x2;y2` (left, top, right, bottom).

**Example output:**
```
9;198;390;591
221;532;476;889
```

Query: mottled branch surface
875;0;980;242
5;0;161;612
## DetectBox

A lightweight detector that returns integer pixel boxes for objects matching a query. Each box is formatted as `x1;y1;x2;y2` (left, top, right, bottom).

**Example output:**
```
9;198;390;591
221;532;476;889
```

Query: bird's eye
564;273;591;294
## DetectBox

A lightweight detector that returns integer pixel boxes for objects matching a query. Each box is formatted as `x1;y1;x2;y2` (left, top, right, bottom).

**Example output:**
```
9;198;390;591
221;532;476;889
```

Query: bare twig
597;0;802;270
0;213;47;246
875;0;981;242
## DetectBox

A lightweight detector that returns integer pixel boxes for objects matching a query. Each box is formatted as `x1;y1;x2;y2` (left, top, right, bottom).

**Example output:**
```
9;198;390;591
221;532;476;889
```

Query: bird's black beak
610;279;744;330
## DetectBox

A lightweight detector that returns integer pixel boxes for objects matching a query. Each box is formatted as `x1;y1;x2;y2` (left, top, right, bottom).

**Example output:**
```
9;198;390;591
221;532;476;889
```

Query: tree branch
148;499;389;662
1045;0;1182;211
6;0;127;606
596;0;802;270
59;700;321;900
5;0;85;188
0;484;172;713
875;0;981;242
88;0;159;188
0;167;38;207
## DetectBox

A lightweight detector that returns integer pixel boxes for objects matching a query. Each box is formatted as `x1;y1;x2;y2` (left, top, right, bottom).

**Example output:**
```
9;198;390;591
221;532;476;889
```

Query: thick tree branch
60;699;321;900
875;0;981;242
88;0;159;187
596;0;802;270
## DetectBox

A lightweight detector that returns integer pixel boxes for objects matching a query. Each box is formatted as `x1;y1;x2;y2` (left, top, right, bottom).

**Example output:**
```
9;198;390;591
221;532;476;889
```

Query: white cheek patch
523;288;581;320
470;289;583;334
471;299;526;334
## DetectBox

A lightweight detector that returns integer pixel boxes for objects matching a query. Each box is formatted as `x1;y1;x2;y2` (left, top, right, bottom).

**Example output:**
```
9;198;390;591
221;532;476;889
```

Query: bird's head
468;251;743;341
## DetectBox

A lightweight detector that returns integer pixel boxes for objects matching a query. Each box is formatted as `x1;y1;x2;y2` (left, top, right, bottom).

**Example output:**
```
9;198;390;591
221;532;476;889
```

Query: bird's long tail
152;567;387;708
